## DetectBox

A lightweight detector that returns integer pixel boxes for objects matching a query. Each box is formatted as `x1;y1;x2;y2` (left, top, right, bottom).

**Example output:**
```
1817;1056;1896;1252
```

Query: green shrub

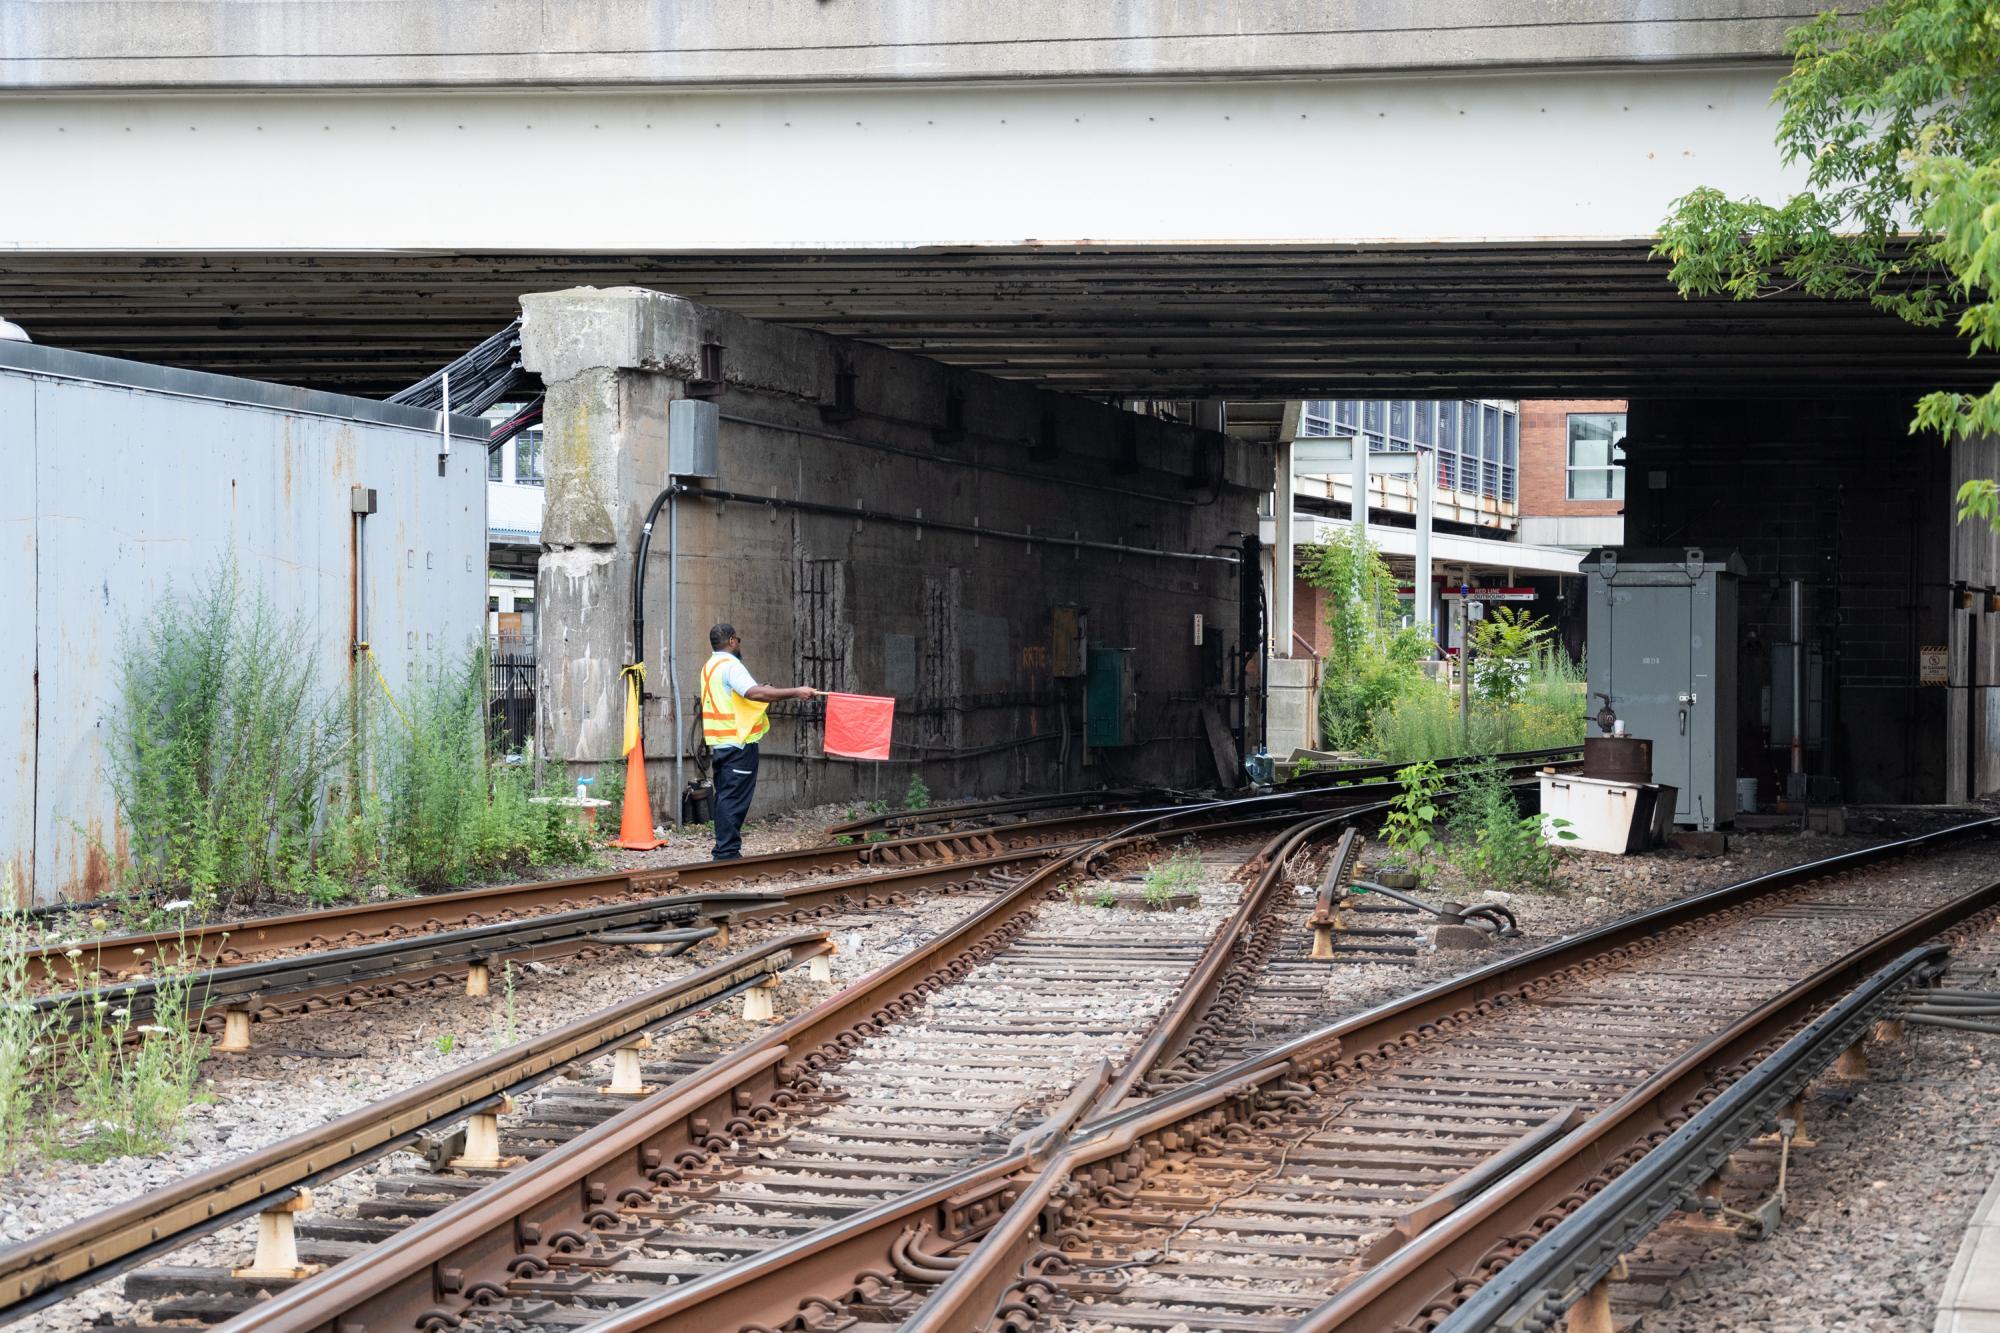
106;561;346;909
904;773;931;811
1370;647;1586;765
1141;852;1205;907
0;883;56;1166
1470;608;1555;707
107;569;602;906
58;941;212;1161
1302;529;1432;753
1446;763;1564;892
1383;761;1445;872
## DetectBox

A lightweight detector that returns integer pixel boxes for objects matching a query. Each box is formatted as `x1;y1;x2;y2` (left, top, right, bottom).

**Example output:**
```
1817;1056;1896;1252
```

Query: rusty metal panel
6;345;486;903
0;373;35;904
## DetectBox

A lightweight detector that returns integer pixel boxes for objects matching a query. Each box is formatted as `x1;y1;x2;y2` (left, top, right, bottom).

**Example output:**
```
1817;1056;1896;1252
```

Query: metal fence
489;651;536;753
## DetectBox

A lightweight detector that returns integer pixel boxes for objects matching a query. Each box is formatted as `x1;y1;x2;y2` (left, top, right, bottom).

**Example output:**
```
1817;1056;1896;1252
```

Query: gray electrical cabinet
1585;548;1745;830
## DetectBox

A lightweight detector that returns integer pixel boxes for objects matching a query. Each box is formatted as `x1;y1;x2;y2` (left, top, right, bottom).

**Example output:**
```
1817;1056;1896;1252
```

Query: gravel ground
0;876;1000;1250
1628;918;2000;1333
603;801;861;869
16;840;1240;1331
1275;824;1914;1027
9;813;1988;1331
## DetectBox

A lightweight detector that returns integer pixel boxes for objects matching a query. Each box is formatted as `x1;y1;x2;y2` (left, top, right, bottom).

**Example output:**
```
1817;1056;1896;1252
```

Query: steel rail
561;807;1392;1333
0;932;833;1326
30;750;1573;995
822;787;1167;838
41;776;1495;1040
894;816;2000;1333
26;774;1408;993
33;844;1056;1038
1422;944;1957;1333
212;800;1338;1333
1090;811;1372;1113
36;776;1461;1055
816;747;1577;841
24;820;1065;991
1276;745;1581;791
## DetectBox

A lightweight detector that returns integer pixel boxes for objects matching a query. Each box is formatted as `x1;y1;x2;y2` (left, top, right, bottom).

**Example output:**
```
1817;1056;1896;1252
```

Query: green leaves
1384;760;1447;873
1660;0;2000;529
1303;528;1432;752
1470;608;1555;709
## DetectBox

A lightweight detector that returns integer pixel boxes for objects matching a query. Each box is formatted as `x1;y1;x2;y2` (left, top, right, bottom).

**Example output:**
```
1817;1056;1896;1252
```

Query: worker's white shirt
707;652;760;750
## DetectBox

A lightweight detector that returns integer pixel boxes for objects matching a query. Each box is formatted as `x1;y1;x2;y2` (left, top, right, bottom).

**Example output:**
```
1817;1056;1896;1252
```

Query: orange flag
824;693;895;760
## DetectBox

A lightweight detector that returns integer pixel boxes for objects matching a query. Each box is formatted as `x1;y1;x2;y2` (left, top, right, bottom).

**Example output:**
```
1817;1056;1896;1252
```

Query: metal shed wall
0;341;487;904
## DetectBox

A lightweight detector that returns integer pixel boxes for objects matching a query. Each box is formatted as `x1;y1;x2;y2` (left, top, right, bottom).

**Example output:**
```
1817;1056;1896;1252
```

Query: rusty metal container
1583;735;1653;784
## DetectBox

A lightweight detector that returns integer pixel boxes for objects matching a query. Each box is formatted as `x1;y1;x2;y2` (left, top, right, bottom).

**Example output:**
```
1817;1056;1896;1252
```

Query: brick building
1517;398;1627;551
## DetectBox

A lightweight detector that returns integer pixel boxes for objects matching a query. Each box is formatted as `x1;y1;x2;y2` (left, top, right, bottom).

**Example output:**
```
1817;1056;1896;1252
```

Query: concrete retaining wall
0;342;486;903
521;287;1267;817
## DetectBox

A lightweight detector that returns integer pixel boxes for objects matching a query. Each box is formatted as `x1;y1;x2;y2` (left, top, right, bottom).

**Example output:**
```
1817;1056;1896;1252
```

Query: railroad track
560;818;2000;1333
39;847;1047;1049
7;799;1366;1331
0;933;834;1326
1433;917;2000;1333
25;822;1084;991
884;820;2000;1333
37;760;1567;1046
823;788;1171;840
817;748;1578;844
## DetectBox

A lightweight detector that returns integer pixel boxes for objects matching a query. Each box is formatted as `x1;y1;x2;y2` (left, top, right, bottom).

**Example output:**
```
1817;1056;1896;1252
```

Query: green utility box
1085;647;1137;748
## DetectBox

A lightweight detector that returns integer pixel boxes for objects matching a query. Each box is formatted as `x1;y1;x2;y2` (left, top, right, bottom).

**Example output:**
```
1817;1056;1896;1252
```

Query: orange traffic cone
614;743;661;850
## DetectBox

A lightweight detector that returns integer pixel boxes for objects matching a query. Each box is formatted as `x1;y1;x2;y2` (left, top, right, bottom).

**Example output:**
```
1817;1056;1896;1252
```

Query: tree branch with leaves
1653;0;2000;527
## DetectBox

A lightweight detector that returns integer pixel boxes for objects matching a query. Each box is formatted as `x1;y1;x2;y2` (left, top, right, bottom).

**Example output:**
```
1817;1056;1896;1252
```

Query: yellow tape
621;662;645;756
359;644;415;734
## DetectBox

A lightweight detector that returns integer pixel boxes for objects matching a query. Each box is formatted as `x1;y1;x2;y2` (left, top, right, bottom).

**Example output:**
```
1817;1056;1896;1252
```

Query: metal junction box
1085;646;1137;748
1585;547;1745;830
668;398;718;478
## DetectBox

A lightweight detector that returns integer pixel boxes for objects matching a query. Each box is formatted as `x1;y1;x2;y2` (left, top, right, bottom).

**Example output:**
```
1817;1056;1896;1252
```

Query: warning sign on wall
1920;645;1949;685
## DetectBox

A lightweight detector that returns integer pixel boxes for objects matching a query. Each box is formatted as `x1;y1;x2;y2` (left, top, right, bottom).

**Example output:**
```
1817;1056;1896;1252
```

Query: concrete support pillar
520;288;684;779
1350;431;1370;551
1273;437;1295;657
1414;446;1434;647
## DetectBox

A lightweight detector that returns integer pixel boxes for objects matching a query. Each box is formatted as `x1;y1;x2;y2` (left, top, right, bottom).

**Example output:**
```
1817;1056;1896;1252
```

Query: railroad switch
232;1189;322;1282
600;1035;657;1096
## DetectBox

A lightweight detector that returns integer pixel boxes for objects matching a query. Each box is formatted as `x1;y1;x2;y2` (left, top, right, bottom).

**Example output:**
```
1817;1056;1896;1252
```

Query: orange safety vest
700;652;771;749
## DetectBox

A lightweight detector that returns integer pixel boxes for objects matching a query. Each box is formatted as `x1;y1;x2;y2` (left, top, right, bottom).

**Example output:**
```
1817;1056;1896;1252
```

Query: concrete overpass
1;1;1970;399
3;2;1992;812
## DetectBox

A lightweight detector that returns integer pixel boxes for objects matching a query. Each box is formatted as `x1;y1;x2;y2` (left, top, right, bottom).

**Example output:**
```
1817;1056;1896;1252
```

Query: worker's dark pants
711;743;760;860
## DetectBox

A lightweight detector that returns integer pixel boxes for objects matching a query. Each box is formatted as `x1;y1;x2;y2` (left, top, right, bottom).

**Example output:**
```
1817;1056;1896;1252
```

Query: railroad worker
700;623;819;861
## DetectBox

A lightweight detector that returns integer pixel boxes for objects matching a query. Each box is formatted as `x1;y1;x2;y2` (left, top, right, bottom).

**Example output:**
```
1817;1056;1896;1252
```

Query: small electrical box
1051;605;1086;678
1085;646;1137;748
350;485;378;515
669;399;719;478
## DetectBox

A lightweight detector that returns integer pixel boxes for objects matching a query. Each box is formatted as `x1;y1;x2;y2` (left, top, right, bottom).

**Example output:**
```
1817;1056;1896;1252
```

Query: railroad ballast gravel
7;821;1992;1331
